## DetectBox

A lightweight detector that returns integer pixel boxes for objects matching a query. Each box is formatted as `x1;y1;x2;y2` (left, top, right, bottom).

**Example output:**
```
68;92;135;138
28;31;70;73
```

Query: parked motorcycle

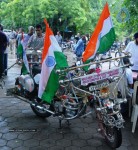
55;64;127;148
6;50;131;149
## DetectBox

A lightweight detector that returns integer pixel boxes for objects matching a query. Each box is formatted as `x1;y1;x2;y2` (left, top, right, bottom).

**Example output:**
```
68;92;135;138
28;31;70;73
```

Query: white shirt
27;34;44;50
55;35;62;45
117;67;133;98
125;67;133;95
125;68;133;85
124;41;138;70
9;31;16;39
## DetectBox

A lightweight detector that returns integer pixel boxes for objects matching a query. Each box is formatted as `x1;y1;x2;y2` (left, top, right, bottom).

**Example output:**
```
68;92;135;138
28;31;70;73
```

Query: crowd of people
0;24;46;77
0;23;138;77
0;23;90;78
0;24;79;77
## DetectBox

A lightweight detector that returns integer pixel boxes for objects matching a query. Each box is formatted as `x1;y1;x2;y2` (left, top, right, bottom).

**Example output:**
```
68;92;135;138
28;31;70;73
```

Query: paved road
0;50;138;150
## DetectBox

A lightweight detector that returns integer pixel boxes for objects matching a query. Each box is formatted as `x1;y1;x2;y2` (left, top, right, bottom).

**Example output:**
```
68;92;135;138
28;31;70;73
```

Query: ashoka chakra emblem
45;56;56;67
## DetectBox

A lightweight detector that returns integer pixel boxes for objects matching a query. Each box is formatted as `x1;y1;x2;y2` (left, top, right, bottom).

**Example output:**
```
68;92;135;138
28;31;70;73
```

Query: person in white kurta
124;32;138;72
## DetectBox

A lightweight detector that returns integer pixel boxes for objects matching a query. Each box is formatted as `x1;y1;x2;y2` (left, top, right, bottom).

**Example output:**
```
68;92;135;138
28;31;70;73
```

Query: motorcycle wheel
31;99;54;118
104;125;122;148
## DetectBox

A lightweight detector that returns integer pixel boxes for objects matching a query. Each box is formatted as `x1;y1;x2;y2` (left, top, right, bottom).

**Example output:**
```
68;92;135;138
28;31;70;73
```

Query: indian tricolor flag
17;43;30;75
38;19;68;104
82;3;116;62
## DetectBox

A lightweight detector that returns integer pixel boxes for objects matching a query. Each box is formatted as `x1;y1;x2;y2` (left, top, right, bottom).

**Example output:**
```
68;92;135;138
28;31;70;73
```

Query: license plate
89;81;109;91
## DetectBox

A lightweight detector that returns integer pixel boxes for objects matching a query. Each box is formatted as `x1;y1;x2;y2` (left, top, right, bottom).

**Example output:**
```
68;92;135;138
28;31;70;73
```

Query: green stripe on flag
83;59;91;71
97;28;116;54
42;51;68;103
54;51;68;69
41;69;59;103
17;44;29;75
17;44;23;59
21;63;29;75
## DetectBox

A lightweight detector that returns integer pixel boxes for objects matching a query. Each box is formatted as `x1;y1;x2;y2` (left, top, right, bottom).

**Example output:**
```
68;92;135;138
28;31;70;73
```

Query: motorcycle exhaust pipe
14;95;55;115
31;103;55;115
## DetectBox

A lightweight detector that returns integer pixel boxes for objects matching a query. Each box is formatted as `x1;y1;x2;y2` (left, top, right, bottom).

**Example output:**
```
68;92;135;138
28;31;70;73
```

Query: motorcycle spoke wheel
104;126;122;148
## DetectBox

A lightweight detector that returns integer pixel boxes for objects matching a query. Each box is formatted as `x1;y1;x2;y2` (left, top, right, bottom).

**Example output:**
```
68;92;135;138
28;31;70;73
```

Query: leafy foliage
0;0;137;40
122;0;138;35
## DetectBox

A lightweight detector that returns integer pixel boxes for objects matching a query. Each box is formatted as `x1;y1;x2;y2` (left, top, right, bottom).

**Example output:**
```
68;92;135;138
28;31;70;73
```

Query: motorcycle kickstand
66;120;71;126
58;119;71;129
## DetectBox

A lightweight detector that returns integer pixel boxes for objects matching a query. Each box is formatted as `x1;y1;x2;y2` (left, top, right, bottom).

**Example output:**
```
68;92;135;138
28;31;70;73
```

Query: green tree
0;0;137;40
122;0;138;35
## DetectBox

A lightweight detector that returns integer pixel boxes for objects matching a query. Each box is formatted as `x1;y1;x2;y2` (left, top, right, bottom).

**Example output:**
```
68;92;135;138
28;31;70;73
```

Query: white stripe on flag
23;50;30;73
38;46;56;98
100;16;113;38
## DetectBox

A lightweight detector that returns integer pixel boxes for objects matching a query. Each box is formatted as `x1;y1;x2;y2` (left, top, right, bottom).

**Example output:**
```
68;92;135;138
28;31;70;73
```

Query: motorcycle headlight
102;99;114;109
100;87;109;98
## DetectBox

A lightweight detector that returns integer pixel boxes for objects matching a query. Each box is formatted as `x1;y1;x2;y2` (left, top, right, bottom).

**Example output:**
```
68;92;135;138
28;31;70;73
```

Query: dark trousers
0;52;4;78
4;53;8;75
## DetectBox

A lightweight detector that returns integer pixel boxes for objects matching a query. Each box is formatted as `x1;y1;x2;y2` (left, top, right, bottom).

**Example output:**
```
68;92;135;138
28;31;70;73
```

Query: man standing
9;28;17;54
55;31;62;46
16;28;24;48
125;32;138;72
21;26;34;50
74;35;86;58
75;33;80;44
27;24;44;51
0;24;8;77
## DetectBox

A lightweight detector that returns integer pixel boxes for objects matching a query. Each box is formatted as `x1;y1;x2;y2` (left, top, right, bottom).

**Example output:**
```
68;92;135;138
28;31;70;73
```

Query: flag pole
56;53;131;73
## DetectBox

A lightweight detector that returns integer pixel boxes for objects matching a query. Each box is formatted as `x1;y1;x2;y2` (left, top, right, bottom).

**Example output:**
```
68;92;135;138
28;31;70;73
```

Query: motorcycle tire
31;100;54;118
104;125;122;148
